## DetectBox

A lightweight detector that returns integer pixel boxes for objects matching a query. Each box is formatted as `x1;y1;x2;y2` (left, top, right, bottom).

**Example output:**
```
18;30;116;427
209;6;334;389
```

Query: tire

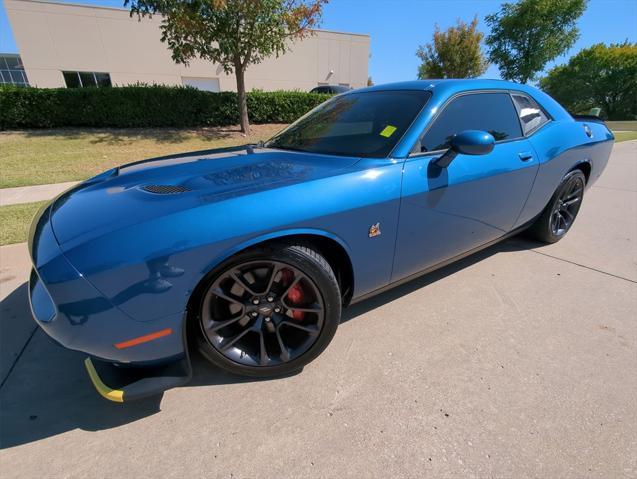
196;243;341;378
528;169;586;244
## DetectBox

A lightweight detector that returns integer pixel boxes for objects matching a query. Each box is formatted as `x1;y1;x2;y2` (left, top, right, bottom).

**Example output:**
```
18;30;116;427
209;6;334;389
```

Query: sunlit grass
0;201;48;245
0;124;286;188
613;131;637;142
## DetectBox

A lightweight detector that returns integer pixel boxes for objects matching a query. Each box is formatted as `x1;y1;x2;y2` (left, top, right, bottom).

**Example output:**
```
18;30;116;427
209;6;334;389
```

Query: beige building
4;0;370;91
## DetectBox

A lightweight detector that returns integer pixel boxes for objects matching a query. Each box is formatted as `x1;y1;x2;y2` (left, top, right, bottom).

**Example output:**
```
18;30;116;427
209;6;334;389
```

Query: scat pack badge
368;222;381;238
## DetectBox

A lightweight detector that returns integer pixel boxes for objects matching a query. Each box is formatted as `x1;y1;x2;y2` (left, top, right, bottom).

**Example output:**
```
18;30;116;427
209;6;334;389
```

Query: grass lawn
0;200;48;246
614;131;637;142
606;121;637;131
0;124;286;189
1;123;635;189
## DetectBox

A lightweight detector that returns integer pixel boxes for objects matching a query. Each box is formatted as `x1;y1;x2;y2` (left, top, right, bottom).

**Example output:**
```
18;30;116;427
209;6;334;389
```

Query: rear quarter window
511;93;550;135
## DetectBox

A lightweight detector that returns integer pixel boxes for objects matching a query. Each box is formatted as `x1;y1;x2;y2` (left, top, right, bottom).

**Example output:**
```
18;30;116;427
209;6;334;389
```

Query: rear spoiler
571;114;607;125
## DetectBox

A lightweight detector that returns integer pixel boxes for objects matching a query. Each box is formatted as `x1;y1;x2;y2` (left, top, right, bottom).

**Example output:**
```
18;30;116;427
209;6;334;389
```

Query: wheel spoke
219;328;251;352
275;329;290;362
282;276;302;298
230;271;259;296
280;321;320;336
563;197;581;207
207;315;244;332
564;187;583;201
264;264;283;294
554;212;562;233
211;287;245;307
551;211;559;232
283;302;323;313
561;208;574;222
258;331;268;366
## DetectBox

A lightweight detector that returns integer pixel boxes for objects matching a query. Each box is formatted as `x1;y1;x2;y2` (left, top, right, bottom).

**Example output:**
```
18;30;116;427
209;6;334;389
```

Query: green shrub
0;85;331;129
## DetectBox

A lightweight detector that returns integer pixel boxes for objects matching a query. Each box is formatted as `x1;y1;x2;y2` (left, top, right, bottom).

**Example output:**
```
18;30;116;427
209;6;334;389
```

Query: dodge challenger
28;80;614;402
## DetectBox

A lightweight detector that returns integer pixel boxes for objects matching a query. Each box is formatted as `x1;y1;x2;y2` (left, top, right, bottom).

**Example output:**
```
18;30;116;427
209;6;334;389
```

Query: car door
391;91;539;281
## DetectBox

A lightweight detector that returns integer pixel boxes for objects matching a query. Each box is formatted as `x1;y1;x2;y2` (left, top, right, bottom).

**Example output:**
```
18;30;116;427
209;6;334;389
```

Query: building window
62;71;112;88
0;54;29;86
181;77;220;92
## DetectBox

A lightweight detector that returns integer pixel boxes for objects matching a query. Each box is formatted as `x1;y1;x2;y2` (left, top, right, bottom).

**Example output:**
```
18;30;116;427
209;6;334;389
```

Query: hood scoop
140;184;191;195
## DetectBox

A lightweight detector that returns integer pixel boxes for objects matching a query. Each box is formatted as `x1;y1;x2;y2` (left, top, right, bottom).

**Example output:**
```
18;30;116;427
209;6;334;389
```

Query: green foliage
540;42;637;120
416;16;488;79
0;85;330;129
485;0;587;83
127;0;325;74
125;0;327;132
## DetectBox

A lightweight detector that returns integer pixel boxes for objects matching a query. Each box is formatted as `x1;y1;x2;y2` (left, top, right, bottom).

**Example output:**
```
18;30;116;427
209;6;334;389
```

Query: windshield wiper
246;140;266;154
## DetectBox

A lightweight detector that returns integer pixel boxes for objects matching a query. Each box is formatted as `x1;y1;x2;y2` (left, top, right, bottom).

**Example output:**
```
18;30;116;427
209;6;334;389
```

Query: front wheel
529;169;586;243
196;244;341;378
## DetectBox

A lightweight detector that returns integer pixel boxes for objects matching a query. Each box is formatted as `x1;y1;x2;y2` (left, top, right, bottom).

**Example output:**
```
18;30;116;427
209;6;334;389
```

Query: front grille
140;184;191;195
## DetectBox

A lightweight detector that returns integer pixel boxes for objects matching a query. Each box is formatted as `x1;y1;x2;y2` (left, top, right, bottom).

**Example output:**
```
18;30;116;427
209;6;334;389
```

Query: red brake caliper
281;269;305;321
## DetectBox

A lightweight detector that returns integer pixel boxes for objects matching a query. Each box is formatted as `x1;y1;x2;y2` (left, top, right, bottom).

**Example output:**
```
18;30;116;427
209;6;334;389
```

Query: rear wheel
529;169;586;243
196;244;341;377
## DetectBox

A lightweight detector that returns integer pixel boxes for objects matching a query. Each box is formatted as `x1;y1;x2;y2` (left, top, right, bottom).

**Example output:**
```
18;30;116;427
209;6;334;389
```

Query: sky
1;0;636;83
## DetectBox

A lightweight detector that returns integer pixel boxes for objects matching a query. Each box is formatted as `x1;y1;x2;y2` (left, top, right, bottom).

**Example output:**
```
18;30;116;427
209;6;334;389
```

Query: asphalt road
1;141;635;478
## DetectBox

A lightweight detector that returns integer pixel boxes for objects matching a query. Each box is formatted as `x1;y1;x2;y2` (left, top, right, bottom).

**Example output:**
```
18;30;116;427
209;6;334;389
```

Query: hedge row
0;85;331;129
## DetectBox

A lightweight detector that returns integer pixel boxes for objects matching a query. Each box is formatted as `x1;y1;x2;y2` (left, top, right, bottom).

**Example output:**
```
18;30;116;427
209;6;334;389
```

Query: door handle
518;151;533;162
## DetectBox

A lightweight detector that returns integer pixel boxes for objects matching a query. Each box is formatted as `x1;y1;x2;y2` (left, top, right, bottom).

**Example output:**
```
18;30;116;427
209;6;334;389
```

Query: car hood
50;146;359;246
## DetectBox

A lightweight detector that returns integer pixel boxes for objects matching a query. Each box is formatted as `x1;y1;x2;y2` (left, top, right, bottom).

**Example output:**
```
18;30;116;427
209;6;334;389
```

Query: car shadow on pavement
0;237;538;449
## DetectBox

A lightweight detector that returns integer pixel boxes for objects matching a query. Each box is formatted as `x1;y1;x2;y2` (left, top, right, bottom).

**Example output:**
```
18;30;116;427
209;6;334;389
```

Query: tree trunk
235;66;250;134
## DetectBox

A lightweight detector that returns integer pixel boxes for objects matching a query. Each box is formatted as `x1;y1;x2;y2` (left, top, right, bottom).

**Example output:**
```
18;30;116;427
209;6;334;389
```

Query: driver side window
419;92;523;152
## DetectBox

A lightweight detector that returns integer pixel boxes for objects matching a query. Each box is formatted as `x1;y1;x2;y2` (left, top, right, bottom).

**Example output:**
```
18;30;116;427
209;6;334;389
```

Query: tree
485;0;587;83
416;16;488;79
540;42;637;120
126;0;327;133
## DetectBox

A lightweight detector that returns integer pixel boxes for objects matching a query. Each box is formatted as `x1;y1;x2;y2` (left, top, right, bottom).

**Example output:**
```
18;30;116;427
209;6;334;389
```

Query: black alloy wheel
550;174;584;236
197;244;341;377
529;169;586;243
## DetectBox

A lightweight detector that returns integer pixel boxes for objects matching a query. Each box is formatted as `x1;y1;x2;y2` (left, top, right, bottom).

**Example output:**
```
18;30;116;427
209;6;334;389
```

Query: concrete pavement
0;243;34;383
0;141;635;478
0;181;79;207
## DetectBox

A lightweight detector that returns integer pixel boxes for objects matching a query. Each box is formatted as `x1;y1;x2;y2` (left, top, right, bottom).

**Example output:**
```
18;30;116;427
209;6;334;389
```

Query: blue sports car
29;80;613;402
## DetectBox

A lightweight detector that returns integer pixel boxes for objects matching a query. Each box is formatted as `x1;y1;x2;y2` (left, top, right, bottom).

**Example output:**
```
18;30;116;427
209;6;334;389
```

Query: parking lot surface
1;141;635;478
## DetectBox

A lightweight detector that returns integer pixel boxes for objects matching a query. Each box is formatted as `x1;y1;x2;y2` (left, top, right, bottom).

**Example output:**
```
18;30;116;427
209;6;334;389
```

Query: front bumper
28;203;191;400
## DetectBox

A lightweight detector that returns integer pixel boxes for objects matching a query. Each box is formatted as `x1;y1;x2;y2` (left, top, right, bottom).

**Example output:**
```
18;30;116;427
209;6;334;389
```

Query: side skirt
349;223;532;306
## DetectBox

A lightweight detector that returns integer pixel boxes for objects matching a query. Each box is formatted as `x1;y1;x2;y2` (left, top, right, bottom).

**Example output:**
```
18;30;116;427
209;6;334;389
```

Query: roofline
7;0;371;38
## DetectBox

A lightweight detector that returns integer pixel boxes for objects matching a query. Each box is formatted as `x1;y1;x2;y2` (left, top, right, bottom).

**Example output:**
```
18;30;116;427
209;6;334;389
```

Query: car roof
349;79;570;122
353;79;534;94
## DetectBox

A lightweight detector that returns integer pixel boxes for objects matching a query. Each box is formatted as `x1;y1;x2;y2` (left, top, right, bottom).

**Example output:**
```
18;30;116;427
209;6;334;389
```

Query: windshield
266;90;431;158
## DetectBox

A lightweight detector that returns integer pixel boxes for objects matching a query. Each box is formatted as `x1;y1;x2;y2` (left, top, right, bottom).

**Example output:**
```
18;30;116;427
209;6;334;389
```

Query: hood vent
140;184;191;195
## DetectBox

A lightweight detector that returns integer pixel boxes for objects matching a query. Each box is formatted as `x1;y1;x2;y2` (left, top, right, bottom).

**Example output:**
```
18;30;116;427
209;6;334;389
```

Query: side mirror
434;130;495;168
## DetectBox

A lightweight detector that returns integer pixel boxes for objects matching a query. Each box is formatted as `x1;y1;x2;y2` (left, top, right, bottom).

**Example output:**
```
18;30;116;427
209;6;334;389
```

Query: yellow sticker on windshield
380;125;397;138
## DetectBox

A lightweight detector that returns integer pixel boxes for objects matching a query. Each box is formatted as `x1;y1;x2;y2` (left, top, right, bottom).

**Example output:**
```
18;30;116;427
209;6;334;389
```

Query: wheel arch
185;229;355;332
570;159;592;183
